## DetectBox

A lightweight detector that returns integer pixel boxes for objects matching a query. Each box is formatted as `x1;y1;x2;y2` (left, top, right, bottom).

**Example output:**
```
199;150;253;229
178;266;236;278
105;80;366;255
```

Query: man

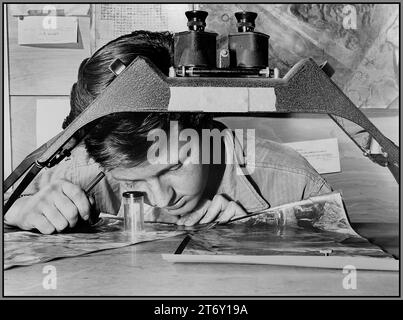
5;31;331;234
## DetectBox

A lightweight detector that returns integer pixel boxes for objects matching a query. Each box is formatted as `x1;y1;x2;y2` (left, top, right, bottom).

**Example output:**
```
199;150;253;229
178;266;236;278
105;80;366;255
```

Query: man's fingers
177;200;209;226
4;179;95;235
199;195;229;224
177;200;210;226
41;204;69;232
61;181;91;220
178;209;205;226
53;193;79;228
217;201;246;224
31;214;56;235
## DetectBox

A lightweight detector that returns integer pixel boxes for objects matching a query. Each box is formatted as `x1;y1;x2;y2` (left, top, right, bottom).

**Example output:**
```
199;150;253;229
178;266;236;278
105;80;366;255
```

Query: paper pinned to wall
18;16;78;45
94;4;190;49
36;99;70;147
284;138;341;174
9;4;90;16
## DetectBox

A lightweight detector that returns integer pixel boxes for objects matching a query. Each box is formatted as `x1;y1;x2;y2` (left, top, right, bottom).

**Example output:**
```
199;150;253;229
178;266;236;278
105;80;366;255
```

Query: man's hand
4;179;92;234
176;194;247;226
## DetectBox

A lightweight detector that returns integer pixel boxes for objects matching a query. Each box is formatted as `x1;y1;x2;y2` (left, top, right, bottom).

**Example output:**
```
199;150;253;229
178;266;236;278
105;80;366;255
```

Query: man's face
110;132;209;216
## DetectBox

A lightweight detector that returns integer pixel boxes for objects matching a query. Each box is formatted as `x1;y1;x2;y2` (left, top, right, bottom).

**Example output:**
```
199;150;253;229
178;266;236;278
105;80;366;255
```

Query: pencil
84;172;105;226
84;172;105;194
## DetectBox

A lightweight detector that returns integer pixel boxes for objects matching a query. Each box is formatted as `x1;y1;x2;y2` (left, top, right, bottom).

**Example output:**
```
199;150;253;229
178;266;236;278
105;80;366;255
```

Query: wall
7;4;91;169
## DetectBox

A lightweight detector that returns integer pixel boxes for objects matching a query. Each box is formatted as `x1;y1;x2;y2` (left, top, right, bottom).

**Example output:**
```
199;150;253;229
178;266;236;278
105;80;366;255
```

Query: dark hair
85;112;211;169
65;30;211;169
63;30;174;128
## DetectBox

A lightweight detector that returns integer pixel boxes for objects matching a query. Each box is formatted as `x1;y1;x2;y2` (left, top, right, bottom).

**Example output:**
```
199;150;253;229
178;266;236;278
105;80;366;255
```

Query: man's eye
169;162;183;171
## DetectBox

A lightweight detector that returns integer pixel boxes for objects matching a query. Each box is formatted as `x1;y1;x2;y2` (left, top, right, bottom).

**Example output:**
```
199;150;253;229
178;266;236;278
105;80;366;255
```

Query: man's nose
146;177;173;208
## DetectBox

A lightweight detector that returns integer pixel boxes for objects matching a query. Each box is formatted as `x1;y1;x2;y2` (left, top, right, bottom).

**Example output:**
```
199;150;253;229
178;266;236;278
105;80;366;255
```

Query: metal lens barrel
174;10;217;68
229;11;270;68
